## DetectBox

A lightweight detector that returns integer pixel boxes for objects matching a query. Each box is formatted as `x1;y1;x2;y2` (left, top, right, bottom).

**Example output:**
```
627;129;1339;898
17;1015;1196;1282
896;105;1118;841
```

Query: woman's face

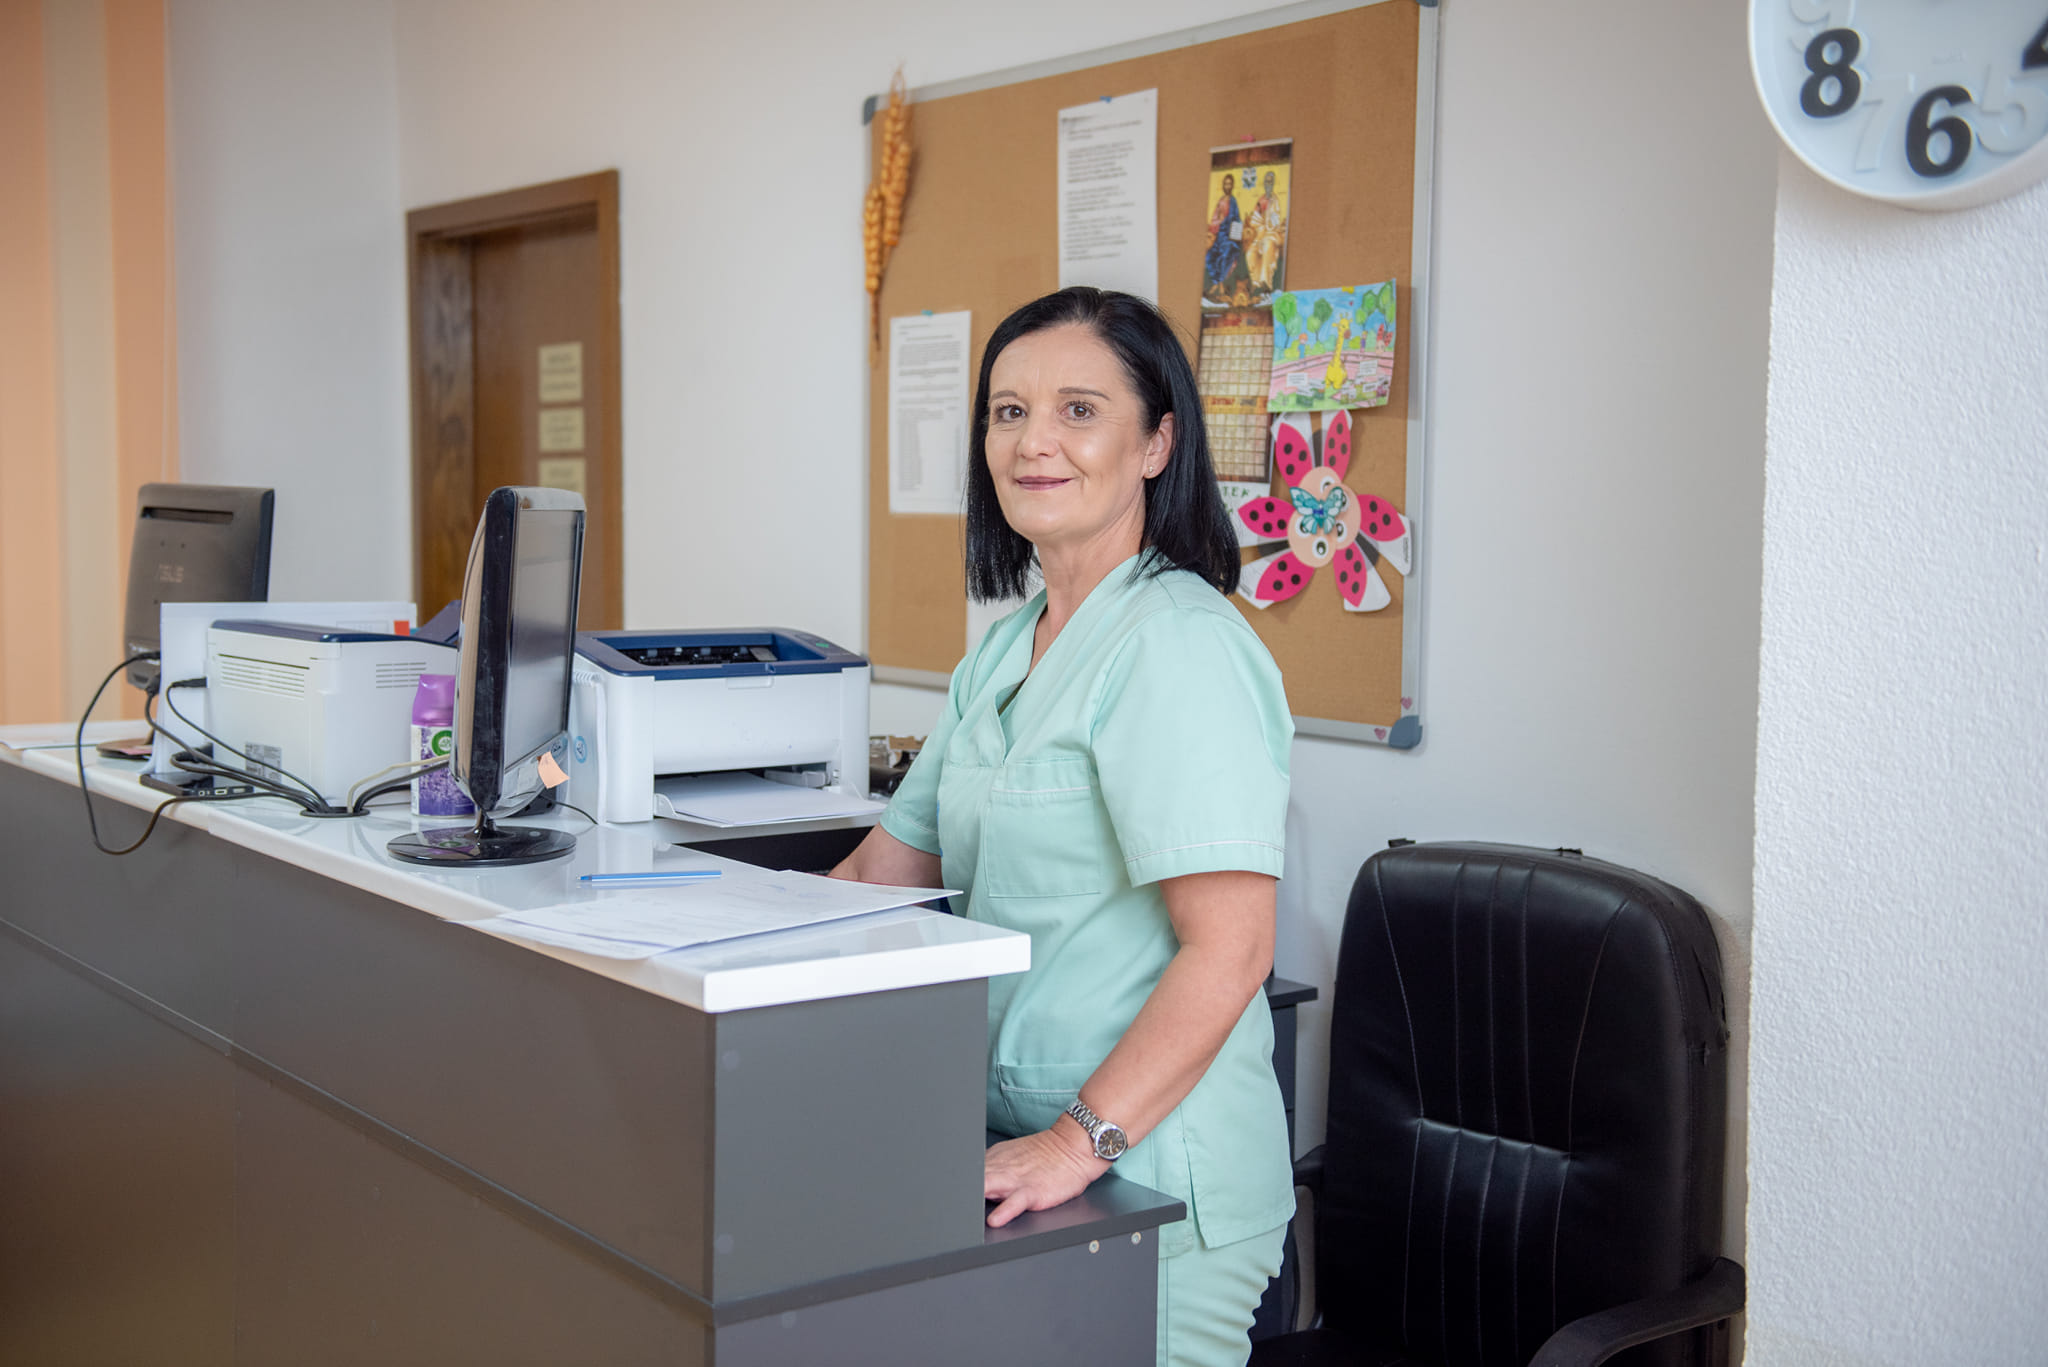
984;324;1171;564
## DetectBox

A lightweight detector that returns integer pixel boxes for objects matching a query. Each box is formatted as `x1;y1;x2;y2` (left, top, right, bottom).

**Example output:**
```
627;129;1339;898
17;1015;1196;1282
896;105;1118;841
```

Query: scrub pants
1156;1221;1288;1367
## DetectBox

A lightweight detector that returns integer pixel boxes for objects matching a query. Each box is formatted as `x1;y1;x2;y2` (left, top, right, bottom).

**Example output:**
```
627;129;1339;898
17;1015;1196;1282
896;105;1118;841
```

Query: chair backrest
1318;843;1728;1367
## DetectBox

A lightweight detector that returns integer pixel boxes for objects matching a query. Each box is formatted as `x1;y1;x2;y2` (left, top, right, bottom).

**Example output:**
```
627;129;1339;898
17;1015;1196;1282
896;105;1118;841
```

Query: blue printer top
211;619;425;646
576;629;866;681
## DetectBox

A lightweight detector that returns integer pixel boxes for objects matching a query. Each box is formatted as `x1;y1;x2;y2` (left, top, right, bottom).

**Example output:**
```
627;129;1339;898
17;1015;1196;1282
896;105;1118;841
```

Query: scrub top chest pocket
974;756;1117;900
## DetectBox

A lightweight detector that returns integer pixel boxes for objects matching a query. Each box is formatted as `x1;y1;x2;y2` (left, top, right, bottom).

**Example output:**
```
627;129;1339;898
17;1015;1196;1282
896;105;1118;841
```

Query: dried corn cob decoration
866;68;912;347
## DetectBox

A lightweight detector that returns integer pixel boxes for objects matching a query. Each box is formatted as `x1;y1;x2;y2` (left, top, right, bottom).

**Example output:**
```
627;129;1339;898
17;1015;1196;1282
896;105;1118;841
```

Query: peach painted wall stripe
46;0;122;720
105;0;176;720
0;0;69;726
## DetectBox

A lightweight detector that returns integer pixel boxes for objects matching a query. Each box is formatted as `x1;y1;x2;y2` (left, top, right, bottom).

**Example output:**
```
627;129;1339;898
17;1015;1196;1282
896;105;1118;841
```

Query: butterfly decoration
1290;484;1347;536
1233;410;1411;612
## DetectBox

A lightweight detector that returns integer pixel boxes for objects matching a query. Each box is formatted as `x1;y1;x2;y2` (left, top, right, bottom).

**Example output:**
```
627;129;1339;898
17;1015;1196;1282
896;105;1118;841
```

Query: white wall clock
1750;0;2048;209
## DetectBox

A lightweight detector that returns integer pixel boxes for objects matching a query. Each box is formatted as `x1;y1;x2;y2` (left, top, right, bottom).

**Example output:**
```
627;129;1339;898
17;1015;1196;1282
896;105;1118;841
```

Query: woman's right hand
830;823;942;888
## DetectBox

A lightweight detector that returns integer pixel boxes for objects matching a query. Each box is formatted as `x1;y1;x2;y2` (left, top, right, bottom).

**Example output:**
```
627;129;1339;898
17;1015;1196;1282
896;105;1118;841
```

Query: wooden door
407;172;621;629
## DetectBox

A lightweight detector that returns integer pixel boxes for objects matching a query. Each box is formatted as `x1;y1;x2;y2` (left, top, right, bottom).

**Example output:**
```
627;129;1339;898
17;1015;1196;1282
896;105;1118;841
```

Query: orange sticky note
538;750;568;788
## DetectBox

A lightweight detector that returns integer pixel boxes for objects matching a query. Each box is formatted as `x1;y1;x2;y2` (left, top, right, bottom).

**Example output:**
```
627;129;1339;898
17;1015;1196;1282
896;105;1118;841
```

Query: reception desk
0;746;1182;1365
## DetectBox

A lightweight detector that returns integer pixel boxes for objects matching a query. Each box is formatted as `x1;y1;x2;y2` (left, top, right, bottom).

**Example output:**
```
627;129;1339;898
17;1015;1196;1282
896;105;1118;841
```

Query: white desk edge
1;742;1028;1014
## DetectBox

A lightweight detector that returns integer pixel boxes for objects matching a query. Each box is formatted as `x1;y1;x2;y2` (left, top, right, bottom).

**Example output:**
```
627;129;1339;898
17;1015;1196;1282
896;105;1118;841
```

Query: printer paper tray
652;772;886;828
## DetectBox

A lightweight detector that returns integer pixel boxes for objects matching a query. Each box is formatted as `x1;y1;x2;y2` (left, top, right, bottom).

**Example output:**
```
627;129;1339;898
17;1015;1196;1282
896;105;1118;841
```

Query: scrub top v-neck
880;554;1296;1256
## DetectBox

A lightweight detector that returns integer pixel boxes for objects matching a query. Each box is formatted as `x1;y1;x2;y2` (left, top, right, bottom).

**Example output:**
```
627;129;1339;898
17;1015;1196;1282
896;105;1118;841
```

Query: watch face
1750;0;2048;209
1094;1124;1129;1161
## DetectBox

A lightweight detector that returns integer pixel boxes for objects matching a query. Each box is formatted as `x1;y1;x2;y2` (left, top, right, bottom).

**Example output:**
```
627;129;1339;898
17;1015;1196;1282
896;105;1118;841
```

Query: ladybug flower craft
1234;410;1411;611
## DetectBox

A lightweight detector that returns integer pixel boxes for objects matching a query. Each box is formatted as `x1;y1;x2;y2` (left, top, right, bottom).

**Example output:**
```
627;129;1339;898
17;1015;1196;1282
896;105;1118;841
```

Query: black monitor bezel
123;483;275;691
450;485;585;820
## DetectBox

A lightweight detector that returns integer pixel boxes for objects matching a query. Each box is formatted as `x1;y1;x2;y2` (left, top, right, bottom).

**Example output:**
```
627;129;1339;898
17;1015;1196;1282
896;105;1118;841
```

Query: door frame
405;170;622;626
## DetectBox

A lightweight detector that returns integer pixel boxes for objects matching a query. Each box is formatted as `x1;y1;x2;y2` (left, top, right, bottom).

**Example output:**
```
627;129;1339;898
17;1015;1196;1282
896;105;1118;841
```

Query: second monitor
388;486;585;868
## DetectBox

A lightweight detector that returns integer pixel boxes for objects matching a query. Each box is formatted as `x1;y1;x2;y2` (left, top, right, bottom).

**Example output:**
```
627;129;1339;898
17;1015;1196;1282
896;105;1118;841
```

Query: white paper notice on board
887;310;972;516
1057;89;1159;302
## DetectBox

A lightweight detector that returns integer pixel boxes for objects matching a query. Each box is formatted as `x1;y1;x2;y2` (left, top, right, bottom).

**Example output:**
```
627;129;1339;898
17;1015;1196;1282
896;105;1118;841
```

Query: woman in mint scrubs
834;287;1293;1367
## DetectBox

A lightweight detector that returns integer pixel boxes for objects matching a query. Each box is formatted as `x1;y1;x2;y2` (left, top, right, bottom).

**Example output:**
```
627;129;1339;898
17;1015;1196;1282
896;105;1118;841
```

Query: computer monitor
123;483;275;692
388;486;585;867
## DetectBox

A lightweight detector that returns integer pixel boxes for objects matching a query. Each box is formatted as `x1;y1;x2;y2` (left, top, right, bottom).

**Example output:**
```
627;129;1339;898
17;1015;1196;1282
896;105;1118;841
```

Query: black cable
92;793;210;856
76;652;159;855
75;658;596;848
167;745;322;807
159;677;329;806
348;773;596;832
136;688;322;809
159;678;339;813
349;763;444;815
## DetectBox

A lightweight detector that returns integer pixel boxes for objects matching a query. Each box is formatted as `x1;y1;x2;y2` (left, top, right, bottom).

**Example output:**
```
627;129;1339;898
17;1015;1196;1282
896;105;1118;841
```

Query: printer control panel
615;642;778;668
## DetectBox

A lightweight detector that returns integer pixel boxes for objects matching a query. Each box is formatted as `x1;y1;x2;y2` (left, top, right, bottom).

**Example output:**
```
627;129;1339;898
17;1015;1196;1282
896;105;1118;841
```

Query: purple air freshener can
410;673;475;817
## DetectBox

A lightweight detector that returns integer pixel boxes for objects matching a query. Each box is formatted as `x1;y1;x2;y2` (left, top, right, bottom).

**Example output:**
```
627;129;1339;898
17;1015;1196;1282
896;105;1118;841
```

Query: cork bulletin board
865;0;1438;745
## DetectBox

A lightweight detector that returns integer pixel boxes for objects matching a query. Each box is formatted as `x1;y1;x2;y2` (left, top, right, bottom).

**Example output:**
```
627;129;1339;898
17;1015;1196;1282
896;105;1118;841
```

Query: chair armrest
1292;1144;1325;1199
1529;1258;1745;1367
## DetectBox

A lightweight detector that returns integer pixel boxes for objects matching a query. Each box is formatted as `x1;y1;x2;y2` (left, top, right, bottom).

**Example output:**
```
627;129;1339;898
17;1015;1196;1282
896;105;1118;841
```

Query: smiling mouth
1015;477;1071;490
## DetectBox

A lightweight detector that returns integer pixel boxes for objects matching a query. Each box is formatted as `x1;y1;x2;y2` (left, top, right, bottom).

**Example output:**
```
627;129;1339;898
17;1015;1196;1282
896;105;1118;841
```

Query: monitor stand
387;812;576;867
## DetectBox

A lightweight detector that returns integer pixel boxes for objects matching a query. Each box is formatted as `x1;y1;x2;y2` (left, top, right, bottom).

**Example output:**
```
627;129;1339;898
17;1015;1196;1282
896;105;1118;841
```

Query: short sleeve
878;634;986;856
1091;610;1292;886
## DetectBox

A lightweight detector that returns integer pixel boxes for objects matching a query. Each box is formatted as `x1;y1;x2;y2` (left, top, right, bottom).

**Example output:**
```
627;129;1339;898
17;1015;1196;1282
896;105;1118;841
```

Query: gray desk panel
712;984;987;1298
0;759;1176;1360
234;1067;707;1367
225;843;719;1291
2;772;235;1032
718;1231;1157;1367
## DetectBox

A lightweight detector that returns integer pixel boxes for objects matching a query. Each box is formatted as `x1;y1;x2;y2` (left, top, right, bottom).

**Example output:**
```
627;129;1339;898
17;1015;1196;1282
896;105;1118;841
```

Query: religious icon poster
1200;139;1291;312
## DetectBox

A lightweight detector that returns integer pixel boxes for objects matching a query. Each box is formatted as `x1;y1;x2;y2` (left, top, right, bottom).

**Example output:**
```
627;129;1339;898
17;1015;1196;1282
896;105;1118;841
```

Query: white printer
204;620;458;805
564;628;875;825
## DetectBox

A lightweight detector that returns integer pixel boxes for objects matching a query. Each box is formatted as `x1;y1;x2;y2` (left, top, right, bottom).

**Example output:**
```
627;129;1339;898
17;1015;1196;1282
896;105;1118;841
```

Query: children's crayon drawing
1267;282;1396;412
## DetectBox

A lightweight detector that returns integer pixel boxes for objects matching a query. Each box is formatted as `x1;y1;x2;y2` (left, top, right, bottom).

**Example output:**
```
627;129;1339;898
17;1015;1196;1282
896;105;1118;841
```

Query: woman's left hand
983;1125;1110;1228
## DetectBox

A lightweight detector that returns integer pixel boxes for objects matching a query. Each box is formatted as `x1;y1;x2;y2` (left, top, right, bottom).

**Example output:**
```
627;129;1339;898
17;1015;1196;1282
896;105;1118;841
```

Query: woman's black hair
964;287;1242;601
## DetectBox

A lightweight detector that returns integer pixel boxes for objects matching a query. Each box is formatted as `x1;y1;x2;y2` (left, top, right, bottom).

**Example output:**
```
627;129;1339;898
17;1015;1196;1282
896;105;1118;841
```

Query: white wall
169;0;1775;1285
169;0;410;604
1748;166;2048;1363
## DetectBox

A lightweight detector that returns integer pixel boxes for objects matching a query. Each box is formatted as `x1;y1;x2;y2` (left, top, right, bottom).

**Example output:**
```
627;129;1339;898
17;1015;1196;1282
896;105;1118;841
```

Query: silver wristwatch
1066;1099;1129;1162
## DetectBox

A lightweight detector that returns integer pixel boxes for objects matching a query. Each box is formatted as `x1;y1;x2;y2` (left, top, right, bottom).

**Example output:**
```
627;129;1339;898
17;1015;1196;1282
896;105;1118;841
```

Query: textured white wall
168;0;410;603
1748;164;2048;1363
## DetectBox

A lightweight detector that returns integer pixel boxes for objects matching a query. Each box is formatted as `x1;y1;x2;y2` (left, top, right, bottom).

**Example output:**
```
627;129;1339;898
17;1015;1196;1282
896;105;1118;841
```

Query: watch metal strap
1066;1098;1125;1160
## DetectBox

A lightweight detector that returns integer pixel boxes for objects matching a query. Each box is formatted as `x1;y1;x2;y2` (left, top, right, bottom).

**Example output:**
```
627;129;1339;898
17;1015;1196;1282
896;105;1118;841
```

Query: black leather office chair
1251;843;1743;1367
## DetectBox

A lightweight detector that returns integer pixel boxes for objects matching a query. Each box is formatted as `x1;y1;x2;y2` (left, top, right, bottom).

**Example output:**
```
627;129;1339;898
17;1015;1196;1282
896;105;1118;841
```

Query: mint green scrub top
880;556;1296;1257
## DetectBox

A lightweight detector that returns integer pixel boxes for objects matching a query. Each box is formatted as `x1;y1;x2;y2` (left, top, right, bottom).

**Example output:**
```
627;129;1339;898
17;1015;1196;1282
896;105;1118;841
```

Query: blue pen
579;869;722;884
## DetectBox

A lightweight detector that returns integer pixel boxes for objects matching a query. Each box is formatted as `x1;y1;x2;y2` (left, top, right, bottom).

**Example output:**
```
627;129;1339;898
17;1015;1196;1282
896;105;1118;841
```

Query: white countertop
2;741;1027;1013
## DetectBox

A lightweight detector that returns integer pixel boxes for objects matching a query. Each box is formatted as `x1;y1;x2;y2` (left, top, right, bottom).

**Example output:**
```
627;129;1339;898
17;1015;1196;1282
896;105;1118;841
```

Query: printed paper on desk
0;722;145;751
653;772;885;827
472;867;956;959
